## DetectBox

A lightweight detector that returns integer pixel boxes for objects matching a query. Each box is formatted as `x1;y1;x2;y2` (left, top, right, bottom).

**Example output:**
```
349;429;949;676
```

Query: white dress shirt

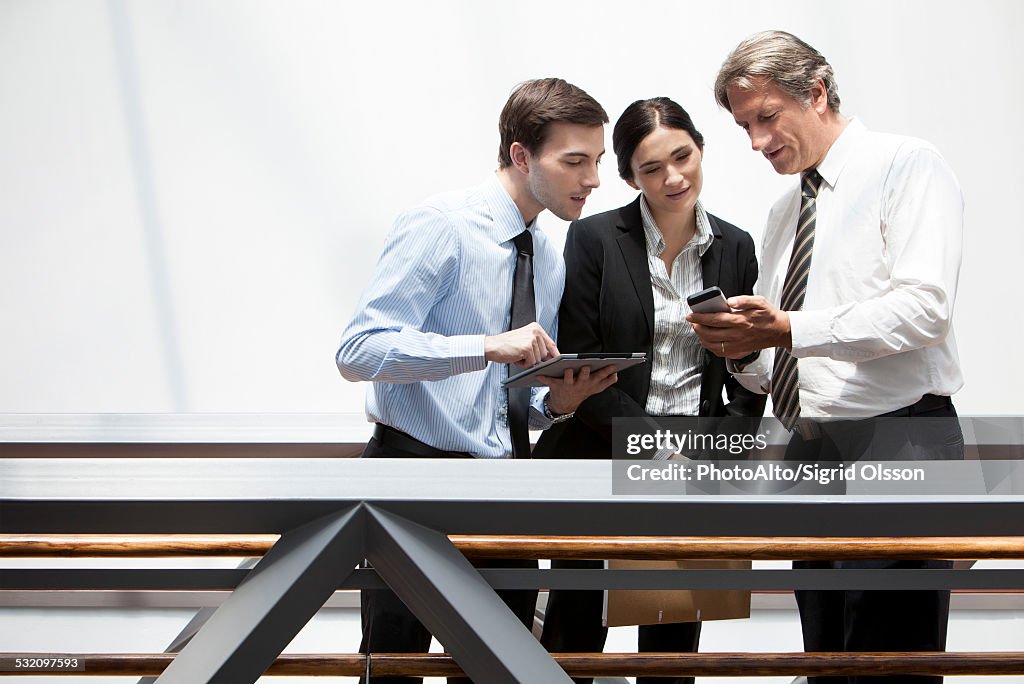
733;118;964;418
640;196;713;416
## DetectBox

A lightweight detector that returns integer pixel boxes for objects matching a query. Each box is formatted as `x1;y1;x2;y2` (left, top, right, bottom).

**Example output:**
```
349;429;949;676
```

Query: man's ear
510;142;531;174
625;178;639;191
810;78;829;114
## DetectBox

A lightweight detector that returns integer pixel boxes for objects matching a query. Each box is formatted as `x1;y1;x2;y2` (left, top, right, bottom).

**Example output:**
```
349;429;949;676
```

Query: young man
690;31;965;684
337;77;617;684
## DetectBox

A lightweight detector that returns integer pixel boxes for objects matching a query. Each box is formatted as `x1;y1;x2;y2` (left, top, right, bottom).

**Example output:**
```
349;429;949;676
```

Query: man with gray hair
688;30;965;684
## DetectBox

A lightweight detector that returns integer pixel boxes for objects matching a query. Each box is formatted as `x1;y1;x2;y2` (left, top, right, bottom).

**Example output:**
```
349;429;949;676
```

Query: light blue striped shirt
337;174;564;458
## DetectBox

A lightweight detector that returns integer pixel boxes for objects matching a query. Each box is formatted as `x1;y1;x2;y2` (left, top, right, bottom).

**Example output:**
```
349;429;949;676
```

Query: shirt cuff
530;387;553;429
726;350;761;374
727;350;771;395
449;335;488;375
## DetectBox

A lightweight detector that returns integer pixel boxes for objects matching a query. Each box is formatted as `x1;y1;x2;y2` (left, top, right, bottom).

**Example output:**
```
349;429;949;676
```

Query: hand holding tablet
502;353;646;388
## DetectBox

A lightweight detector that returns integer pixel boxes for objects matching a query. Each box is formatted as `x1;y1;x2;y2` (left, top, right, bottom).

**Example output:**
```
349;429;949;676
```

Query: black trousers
358;435;538;684
786;398;963;684
542;558;701;684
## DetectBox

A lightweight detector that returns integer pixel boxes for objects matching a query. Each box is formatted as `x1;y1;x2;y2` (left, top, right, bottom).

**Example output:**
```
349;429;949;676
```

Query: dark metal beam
137;558;261;684
3;458;1023;536
365;506;572;684
6;499;1024;536
155;505;364;684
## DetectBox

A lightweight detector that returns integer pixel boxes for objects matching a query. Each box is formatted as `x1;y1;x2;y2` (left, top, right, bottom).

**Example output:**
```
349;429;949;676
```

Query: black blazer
533;196;766;460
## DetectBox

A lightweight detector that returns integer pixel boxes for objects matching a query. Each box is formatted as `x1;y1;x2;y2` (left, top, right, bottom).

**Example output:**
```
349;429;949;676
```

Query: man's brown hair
497;78;608;168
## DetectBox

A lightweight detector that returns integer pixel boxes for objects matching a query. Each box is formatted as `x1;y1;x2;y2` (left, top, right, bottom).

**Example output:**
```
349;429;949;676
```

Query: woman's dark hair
612;97;704;181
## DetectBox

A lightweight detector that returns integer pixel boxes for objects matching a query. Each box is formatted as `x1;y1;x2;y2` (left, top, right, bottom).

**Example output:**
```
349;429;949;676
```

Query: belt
880;393;952;417
371;423;472;458
792;394;953;440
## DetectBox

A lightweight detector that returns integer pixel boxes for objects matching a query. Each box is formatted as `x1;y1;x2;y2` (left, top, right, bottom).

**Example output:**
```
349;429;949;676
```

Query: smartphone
686;286;731;313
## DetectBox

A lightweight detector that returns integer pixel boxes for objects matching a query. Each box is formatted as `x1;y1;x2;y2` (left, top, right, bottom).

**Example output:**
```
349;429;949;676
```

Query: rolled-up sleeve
337;207;488;383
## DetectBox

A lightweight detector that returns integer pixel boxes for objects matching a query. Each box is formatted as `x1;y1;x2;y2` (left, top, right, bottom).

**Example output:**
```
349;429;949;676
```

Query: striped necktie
507;230;535;458
772;170;823;430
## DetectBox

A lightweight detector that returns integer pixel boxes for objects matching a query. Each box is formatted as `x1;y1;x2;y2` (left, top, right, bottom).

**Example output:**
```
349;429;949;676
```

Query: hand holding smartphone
686;286;731;313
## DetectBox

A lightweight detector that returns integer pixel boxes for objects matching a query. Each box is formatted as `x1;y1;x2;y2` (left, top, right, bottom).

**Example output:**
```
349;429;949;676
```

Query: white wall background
1;0;1021;415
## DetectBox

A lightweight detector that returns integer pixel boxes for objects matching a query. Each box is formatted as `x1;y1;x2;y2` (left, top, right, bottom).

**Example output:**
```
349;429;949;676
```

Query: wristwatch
543;395;575;424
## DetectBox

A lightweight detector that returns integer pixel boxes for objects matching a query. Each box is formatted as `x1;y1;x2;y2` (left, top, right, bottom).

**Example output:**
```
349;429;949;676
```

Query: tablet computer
502;353;646;388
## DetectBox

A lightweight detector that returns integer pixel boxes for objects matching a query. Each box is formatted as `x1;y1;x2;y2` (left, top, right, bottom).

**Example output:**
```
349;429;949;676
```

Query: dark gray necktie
508;230;535;458
772;170;823;430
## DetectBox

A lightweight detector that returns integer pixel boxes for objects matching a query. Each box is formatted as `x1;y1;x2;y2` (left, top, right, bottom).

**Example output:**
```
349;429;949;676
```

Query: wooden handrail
1;652;1023;677
2;534;1024;560
0;535;279;557
455;535;1024;560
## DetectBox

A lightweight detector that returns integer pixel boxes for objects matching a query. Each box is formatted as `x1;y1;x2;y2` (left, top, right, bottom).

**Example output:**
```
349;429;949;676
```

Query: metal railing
3;456;1024;681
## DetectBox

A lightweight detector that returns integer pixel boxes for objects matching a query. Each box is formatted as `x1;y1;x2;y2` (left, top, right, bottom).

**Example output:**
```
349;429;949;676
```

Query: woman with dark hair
533;97;765;684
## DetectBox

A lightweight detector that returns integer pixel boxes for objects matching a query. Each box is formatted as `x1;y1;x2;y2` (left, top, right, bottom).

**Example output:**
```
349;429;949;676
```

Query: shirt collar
482;173;534;244
815;116;866;191
640;195;713;258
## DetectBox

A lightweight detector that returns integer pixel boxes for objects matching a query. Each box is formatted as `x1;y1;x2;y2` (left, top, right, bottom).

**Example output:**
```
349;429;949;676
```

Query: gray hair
714;31;841;113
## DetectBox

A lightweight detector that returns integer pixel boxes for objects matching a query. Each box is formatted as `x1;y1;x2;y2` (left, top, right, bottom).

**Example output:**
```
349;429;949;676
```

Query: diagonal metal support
365;505;572;684
155;505;365;684
137;558;261;684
